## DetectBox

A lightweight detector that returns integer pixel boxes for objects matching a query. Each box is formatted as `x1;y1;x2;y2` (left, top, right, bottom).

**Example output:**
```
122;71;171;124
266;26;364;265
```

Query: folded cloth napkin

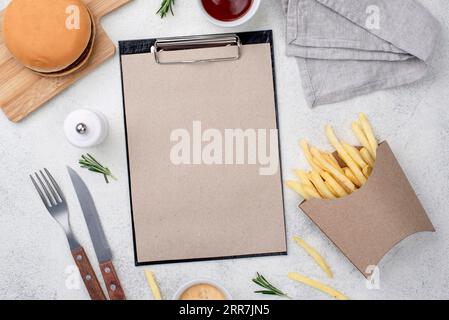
283;0;440;107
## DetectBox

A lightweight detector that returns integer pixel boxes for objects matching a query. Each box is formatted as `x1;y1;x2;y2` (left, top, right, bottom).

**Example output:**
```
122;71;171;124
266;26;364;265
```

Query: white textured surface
1;0;448;300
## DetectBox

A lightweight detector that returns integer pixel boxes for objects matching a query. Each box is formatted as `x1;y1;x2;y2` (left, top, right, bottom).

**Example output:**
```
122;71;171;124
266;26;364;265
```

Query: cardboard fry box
299;142;435;277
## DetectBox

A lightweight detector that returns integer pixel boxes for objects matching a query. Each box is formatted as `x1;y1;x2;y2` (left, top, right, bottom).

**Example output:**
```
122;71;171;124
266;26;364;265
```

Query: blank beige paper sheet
121;42;286;264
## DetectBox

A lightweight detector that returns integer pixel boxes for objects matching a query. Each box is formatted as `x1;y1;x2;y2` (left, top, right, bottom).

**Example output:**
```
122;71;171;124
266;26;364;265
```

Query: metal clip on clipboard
152;34;241;65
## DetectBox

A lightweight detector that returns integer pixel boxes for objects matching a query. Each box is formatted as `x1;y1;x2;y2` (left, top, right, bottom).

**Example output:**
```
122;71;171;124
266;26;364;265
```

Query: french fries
303;184;322;199
309;170;336;199
294;169;322;198
325;153;345;175
287;114;378;201
310;147;356;192
294;169;313;187
321;171;348;198
362;165;373;178
342;142;367;169
287;180;310;200
360;147;375;167
325;180;338;197
288;272;349;300
352;121;374;158
326;126;366;186
145;270;162;300
299;140;322;172
343;167;359;186
293;236;333;278
359;113;378;158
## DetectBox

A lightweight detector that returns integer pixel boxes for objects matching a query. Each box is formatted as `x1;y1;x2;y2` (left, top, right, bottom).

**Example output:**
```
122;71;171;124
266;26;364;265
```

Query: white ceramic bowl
172;279;233;300
197;0;261;28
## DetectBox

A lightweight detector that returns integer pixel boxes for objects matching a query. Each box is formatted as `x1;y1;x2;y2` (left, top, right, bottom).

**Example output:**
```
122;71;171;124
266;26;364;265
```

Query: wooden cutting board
0;0;132;122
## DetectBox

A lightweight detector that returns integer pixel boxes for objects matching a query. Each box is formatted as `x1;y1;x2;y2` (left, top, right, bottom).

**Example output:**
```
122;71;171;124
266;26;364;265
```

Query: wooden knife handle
100;260;126;300
72;247;106;300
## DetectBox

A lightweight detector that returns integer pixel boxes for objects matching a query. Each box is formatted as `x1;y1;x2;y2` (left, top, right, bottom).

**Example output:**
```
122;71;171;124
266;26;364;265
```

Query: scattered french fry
325;126;367;186
352;121;375;158
321;171;348;198
360;148;375;167
288;272;349;300
300;140;322;172
309;170;336;199
287;180;310;200
293;236;333;278
359;113;377;158
303;184;322;199
310;147;356;192
145;270;162;300
342;142;367;169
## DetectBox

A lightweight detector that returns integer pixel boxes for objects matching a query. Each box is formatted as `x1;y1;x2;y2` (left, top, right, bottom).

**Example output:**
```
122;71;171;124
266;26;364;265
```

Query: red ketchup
201;0;253;22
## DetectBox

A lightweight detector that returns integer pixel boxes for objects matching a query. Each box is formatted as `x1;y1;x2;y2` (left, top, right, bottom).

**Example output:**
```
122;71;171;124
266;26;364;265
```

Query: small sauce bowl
173;279;233;300
197;0;261;28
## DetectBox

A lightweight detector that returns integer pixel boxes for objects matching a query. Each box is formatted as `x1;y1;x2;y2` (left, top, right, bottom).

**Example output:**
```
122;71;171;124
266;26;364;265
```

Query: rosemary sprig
157;0;176;18
79;154;117;184
252;273;290;298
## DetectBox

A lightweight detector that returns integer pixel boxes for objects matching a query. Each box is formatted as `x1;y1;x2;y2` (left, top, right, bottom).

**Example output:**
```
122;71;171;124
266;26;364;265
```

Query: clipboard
119;30;287;266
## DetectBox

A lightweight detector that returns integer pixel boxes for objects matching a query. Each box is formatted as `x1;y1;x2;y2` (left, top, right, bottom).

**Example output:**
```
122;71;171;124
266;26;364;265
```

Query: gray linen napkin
283;0;440;107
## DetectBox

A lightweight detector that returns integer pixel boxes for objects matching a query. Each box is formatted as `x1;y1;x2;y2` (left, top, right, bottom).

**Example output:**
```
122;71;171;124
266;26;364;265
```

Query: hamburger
2;0;95;77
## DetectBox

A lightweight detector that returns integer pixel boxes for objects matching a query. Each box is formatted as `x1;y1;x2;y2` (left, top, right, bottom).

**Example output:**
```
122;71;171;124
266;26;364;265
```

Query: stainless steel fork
30;169;106;300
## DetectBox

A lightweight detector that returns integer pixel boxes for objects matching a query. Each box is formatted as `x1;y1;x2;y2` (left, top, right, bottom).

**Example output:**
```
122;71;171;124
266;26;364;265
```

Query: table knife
68;166;126;300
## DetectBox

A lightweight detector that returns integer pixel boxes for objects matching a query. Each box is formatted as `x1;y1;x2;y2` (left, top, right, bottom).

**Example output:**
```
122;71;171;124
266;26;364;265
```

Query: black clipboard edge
118;30;288;267
119;30;274;55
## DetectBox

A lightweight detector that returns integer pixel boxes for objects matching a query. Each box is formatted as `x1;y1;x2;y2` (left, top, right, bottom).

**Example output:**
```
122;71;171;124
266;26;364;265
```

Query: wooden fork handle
72;247;106;300
100;260;126;300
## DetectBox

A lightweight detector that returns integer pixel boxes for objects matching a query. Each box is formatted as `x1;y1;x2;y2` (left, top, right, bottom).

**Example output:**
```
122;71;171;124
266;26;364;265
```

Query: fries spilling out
288;113;378;200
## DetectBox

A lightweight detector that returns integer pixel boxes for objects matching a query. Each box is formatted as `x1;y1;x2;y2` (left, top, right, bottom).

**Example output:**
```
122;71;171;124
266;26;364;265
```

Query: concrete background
0;0;448;300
